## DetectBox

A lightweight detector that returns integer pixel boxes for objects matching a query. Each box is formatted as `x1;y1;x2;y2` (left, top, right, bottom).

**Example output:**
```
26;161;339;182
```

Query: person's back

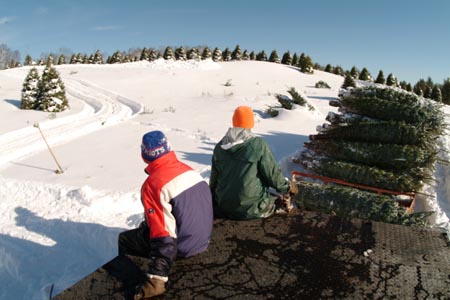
210;106;289;220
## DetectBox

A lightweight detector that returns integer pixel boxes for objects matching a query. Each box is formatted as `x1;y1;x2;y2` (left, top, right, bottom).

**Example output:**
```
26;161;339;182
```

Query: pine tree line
15;44;450;104
20;62;68;112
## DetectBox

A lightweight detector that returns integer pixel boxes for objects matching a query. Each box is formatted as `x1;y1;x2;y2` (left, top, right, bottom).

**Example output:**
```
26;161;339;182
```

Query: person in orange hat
209;106;291;220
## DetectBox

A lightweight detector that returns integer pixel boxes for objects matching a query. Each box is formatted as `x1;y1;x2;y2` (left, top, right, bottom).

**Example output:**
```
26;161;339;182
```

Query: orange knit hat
232;106;254;129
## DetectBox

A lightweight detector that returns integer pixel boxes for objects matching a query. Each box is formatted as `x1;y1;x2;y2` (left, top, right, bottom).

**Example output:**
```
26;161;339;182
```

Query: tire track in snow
0;78;142;168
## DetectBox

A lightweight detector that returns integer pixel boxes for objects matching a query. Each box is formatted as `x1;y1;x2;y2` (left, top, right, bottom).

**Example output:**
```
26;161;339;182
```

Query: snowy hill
0;59;449;300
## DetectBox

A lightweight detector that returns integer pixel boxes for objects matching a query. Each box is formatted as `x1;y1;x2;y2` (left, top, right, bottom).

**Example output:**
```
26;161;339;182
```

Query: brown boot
134;277;166;300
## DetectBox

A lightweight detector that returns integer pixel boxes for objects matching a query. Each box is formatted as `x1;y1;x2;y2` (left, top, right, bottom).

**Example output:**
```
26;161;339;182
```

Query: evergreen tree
122;55;131;63
187;48;199;60
375;70;385;84
358;67;372;81
69;54;77;64
406;83;413;92
212;48;222;62
38;66;68;112
268;50;280;63
46;55;54;67
292;53;300;67
93;50;104;64
413;84;423;97
324;64;333;73
76;53;84;64
163;47;175;60
222;48;232;61
249;51;256;60
82;54;89;64
281;51;292;65
110;51;122;64
57;54;66;65
334;65;344;76
386;73;398;87
201;47;212;59
24;55;33;66
431;86;442;102
424;86;433;98
350;66;359;79
231;45;242;60
242;50;250;60
300;55;314;74
341;73;356;89
442;78;450;105
175;47;187;60
140;48;149;61
256;50;267;61
149;49;158;61
20;67;40;109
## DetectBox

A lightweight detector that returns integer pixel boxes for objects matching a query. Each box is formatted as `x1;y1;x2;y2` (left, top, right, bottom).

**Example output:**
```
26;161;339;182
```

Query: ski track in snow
0;77;143;168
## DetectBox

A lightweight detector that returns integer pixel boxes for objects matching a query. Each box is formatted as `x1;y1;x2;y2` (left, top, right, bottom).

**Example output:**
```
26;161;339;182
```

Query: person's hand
134;277;166;299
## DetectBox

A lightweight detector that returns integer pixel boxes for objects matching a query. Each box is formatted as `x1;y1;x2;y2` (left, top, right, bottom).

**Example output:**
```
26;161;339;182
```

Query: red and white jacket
141;151;213;277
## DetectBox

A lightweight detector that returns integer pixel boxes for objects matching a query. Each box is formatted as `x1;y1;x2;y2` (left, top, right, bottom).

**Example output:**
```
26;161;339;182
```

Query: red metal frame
291;171;415;213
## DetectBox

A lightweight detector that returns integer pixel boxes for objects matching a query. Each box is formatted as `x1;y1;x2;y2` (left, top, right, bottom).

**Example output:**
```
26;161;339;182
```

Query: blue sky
1;0;449;84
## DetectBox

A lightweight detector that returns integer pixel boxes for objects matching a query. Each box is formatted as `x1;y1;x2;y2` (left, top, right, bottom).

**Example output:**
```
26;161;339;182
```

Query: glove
134;276;166;300
275;193;294;213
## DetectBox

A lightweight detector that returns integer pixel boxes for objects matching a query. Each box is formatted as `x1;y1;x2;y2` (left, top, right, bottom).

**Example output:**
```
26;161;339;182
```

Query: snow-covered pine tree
93;50;104;64
334;65;344;76
431;86;442;102
300;55;314;74
268;50;280;63
231;45;242;60
424;86;432;99
212;48;222;62
109;51;122;64
38;66;68;112
149;49;158;61
350;66;359;79
122;55;131;63
21;67;40;110
163;47;175;60
249;51;256;60
82;54;89;64
57;54;66;65
386;73;398;87
358;67;372;81
375;70;385;84
140;48;149;61
324;64;333;73
175;47;187;60
187;48;199;60
242;50;250;60
256;50;267;61
413;84;423;97
341;73;357;89
222;48;232;61
201;47;212;60
281;51;292;65
24;55;33;66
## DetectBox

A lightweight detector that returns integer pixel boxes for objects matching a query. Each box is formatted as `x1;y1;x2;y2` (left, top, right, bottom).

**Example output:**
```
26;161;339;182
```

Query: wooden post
34;123;64;174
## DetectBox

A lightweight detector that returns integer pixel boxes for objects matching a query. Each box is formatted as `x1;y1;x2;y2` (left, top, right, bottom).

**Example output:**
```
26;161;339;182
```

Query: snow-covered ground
0;59;449;300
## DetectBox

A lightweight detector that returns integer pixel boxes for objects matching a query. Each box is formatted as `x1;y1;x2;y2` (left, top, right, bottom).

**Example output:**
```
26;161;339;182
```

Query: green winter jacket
210;128;289;220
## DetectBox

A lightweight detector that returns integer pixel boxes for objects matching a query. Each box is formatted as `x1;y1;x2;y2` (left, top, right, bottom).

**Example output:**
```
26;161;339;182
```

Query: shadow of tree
258;131;308;161
4;99;21;108
0;207;124;300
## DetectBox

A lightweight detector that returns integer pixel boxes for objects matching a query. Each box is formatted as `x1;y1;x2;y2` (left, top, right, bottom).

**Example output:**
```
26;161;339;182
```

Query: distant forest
1;43;449;104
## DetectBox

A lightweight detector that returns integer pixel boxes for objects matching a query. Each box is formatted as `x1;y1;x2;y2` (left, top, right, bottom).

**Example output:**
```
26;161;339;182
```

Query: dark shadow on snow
4;99;21;108
0;207;125;300
308;95;339;101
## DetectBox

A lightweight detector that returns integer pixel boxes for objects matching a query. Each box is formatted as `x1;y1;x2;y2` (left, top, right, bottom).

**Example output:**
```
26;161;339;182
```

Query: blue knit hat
141;131;172;162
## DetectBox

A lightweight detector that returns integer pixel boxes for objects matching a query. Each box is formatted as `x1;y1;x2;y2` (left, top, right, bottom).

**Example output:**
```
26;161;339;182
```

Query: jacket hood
220;127;254;151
